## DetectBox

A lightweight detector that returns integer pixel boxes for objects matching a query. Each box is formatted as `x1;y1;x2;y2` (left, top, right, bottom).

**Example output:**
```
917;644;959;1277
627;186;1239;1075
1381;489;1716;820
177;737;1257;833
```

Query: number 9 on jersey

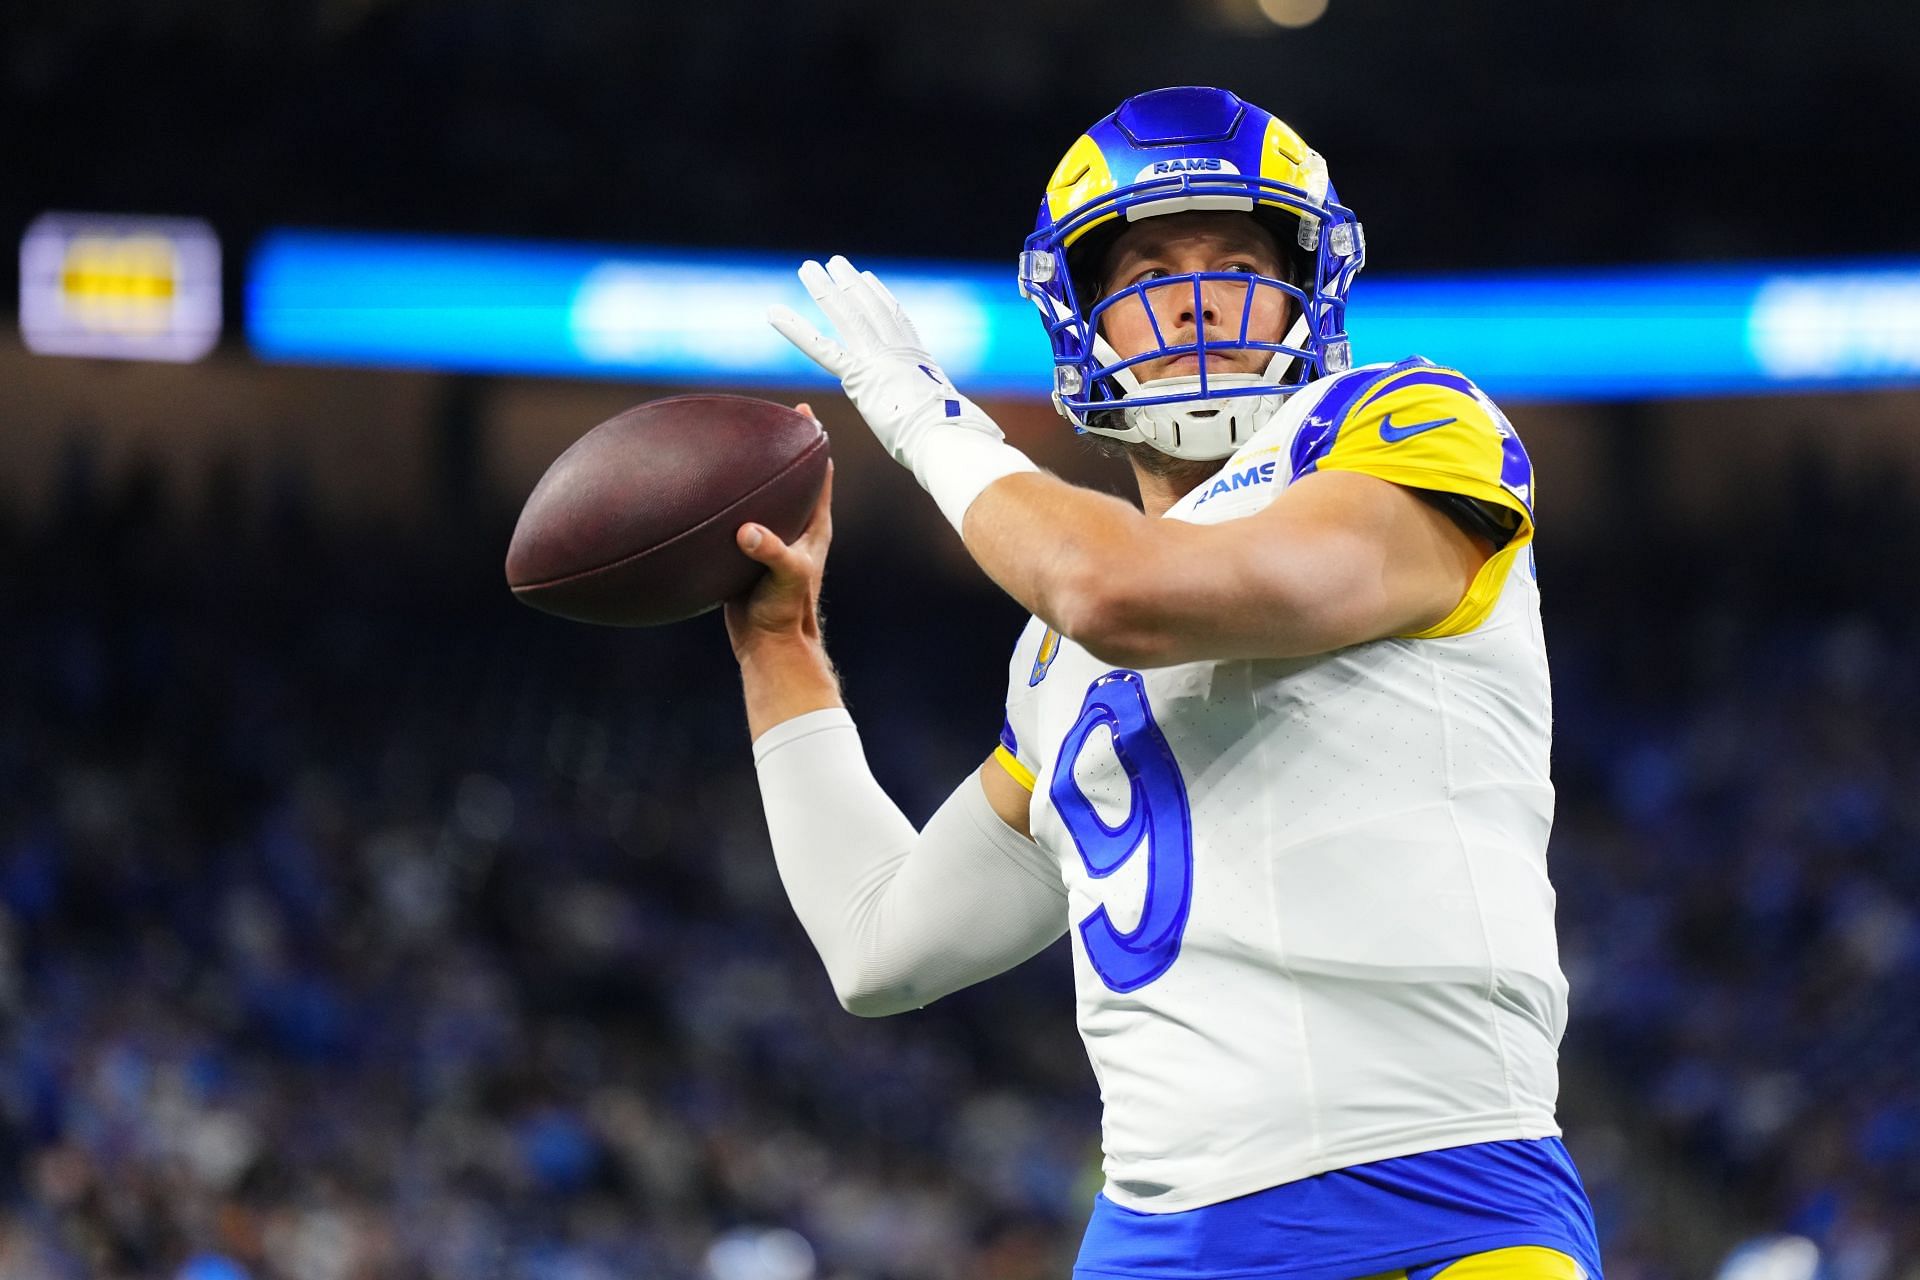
1049;671;1196;993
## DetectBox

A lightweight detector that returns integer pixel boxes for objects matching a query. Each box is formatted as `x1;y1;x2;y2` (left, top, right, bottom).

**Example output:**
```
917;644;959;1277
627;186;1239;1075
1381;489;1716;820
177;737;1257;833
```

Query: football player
737;86;1602;1280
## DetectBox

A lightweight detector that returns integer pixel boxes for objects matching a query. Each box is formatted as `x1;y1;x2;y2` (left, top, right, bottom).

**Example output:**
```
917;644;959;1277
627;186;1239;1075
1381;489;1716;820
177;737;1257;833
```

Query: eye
1131;267;1170;286
1223;261;1258;274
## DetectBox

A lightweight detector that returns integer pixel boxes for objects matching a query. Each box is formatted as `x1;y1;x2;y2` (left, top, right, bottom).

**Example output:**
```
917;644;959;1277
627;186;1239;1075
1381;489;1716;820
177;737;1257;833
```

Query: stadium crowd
1;436;1916;1279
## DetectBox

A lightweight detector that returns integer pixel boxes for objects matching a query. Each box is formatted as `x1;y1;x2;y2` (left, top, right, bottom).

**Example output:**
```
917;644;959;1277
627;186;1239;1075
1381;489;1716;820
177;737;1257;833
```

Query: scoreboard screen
19;212;222;362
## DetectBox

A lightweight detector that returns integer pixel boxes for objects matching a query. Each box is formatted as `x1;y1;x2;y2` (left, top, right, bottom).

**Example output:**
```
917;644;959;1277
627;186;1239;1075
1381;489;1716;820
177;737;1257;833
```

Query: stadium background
4;1;1920;1277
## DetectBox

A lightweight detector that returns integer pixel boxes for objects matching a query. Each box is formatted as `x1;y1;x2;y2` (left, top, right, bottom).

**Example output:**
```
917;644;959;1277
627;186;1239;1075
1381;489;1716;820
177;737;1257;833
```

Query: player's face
1095;212;1293;383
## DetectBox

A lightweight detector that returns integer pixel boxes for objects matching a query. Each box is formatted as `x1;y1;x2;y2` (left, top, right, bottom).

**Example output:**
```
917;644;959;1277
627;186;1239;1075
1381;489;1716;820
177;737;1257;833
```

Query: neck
1126;448;1222;518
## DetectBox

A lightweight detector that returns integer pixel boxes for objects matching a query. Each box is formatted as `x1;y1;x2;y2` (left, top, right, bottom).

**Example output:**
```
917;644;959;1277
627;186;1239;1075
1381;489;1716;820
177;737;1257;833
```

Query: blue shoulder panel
1376;367;1477;399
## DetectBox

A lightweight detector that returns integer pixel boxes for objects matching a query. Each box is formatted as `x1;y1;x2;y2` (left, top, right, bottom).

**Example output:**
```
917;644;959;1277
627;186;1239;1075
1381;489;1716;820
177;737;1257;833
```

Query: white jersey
993;359;1565;1214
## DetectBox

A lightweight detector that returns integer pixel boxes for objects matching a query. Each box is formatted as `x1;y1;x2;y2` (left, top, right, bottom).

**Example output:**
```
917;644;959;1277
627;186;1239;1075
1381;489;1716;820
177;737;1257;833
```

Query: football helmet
1020;86;1364;460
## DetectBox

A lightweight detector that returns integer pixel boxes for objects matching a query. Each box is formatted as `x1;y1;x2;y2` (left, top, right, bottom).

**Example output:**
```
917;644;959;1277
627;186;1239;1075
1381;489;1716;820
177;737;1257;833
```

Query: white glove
768;255;1038;533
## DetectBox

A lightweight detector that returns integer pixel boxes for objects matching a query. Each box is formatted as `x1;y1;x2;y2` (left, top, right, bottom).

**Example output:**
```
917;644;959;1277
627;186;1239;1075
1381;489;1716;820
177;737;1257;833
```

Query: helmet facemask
1075;228;1313;459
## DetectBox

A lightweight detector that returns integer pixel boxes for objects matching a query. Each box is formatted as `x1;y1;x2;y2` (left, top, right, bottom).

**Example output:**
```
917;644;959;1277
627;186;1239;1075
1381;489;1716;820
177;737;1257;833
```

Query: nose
1147;275;1247;334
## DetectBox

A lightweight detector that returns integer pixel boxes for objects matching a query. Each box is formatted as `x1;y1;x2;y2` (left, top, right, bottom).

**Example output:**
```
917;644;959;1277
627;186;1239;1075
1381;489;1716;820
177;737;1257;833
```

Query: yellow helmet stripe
1044;134;1120;249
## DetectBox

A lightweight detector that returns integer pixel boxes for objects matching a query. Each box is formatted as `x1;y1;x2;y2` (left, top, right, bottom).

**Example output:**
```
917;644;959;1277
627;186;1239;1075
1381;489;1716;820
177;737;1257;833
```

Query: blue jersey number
1049;671;1194;993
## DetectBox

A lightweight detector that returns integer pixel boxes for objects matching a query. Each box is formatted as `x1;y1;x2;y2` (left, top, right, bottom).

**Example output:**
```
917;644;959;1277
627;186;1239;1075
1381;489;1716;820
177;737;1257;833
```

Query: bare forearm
957;468;1485;666
738;637;843;740
959;471;1151;639
957;471;1234;666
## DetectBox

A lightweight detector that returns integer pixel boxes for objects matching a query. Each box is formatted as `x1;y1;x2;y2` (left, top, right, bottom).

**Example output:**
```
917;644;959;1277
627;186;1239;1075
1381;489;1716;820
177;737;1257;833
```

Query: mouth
1158;352;1248;378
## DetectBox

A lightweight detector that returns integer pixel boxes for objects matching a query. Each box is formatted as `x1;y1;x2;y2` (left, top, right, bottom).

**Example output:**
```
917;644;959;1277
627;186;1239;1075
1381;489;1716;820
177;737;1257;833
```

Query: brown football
505;394;829;627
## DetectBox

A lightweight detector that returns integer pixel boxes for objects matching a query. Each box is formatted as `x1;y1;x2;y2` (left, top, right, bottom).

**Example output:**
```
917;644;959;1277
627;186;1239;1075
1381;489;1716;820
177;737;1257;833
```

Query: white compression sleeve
751;708;1067;1017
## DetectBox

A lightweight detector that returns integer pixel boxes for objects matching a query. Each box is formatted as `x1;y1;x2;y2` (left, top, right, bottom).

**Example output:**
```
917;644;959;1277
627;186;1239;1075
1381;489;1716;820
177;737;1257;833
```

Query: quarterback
734;86;1602;1280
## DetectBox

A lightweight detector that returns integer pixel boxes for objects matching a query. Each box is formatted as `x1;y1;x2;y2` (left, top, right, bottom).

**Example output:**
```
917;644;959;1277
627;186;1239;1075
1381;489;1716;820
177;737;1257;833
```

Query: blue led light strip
247;229;1920;401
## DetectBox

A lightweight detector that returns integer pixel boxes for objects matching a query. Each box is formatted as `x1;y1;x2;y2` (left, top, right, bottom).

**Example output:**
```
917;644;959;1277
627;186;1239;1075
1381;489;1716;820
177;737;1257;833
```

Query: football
506;394;830;626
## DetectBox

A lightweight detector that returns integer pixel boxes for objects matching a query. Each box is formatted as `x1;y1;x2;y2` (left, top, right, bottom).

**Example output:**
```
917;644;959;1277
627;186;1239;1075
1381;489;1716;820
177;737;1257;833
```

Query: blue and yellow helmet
1019;86;1365;459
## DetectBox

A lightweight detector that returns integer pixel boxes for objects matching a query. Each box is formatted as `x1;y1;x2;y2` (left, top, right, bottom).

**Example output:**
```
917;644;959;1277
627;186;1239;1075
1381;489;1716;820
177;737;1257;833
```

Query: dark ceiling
3;0;1914;276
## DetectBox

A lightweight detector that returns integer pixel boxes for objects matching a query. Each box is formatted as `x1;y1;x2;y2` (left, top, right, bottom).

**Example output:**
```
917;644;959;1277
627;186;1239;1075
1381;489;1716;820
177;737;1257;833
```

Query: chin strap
1080;312;1312;461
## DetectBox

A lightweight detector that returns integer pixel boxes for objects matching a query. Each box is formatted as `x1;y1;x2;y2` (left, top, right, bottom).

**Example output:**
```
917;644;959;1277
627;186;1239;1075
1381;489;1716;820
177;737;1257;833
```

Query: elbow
823;925;948;1016
837;989;915;1018
829;969;924;1018
1053;551;1182;670
813;900;932;1017
1077;620;1177;671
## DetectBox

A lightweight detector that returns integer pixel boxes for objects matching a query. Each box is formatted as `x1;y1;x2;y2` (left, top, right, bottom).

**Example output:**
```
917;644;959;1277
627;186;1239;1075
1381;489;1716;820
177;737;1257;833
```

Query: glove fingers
827;255;898;343
800;258;874;349
824;254;862;288
820;256;882;347
860;269;902;316
798;258;840;315
767;304;851;377
861;270;924;347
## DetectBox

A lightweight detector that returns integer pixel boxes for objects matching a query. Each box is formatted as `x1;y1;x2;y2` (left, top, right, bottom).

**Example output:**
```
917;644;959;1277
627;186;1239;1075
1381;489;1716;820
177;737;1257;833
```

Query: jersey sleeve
1304;363;1538;639
993;617;1055;794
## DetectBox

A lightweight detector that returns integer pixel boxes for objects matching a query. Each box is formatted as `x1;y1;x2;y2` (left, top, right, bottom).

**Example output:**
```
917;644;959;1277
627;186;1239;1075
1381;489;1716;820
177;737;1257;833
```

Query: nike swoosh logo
1379;412;1457;442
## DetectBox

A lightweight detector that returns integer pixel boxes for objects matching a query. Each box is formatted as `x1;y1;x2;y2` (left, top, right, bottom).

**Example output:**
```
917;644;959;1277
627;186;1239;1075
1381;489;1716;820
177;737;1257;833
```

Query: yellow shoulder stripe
1400;535;1532;639
992;744;1036;793
1428;1246;1585;1280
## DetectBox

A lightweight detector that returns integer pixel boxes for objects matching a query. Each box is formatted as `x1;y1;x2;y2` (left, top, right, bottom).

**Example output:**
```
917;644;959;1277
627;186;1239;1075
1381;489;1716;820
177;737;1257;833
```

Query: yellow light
59;234;180;335
1256;0;1329;28
20;212;222;361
